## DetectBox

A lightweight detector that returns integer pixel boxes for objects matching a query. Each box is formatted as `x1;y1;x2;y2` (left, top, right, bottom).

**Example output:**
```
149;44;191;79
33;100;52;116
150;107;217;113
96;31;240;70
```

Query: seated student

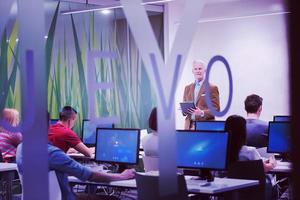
141;107;158;157
0;108;22;162
244;94;268;148
225;115;277;199
225;115;276;171
48;106;93;157
16;143;135;200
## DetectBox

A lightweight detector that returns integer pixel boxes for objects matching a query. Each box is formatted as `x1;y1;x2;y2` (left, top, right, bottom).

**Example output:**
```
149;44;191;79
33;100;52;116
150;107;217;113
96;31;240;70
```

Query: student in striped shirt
0;108;22;162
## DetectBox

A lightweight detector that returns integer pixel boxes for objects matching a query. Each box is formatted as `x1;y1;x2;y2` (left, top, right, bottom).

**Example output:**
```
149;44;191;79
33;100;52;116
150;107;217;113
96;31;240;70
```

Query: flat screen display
50;119;58;125
267;121;291;153
82;119;114;145
176;130;229;170
273;116;291;122
194;121;225;131
95;128;140;165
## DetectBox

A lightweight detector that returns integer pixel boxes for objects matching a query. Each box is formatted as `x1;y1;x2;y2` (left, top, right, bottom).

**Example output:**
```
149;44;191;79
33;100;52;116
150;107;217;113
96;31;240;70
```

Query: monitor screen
267;121;291;153
273;115;291;122
50;119;58;125
95;128;140;165
176;130;229;170
82;119;114;145
194;121;225;131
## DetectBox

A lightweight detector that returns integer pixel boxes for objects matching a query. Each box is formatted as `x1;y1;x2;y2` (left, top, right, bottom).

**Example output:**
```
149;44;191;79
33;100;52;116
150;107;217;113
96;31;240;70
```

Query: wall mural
0;2;163;136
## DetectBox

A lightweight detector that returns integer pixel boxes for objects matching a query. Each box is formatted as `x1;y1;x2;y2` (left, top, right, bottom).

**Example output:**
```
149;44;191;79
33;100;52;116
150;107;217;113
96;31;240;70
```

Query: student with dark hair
244;94;268;148
48;106;92;157
225;115;277;199
225;115;275;170
141;107;158;157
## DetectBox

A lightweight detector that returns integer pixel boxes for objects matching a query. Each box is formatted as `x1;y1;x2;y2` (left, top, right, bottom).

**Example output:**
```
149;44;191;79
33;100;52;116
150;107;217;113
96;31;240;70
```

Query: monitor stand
275;153;291;162
115;164;128;173
187;169;214;182
198;169;214;182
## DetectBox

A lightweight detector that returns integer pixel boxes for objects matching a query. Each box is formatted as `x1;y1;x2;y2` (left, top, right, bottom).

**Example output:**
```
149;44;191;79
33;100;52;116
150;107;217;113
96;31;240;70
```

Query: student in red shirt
48;106;92;157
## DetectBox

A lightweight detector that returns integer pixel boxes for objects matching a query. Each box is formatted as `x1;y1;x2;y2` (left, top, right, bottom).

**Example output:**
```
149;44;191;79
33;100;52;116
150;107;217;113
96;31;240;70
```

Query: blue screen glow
177;131;229;170
50;119;58;125
82;120;114;145
95;128;140;164
195;121;225;131
268;122;291;153
273;116;291;122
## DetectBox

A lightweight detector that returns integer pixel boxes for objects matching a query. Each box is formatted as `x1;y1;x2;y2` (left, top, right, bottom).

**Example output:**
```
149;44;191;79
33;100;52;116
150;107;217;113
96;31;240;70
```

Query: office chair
135;172;189;200
0;150;3;162
18;170;62;200
226;159;266;200
142;155;159;172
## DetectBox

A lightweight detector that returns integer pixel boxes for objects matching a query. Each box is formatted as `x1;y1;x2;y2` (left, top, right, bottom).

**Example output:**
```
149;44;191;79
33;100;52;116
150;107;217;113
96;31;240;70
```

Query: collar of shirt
194;80;202;87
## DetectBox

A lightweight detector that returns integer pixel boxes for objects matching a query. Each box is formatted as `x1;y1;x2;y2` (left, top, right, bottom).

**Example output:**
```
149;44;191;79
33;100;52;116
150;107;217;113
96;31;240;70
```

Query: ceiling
54;0;288;19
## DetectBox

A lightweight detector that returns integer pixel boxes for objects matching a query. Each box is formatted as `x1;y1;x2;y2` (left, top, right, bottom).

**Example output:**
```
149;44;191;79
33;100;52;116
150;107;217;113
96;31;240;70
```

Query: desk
0;163;18;200
69;174;258;195
0;163;17;172
271;161;292;173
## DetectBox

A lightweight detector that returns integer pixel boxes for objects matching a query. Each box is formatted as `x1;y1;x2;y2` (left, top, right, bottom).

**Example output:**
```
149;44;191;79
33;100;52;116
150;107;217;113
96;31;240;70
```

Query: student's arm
73;142;92;157
88;169;135;182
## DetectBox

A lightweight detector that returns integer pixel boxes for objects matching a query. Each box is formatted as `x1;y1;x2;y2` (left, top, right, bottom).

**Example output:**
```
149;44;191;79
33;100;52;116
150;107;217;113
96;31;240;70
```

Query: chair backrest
142;155;159;172
227;159;266;200
48;171;62;200
135;172;189;200
0;150;3;162
18;170;62;200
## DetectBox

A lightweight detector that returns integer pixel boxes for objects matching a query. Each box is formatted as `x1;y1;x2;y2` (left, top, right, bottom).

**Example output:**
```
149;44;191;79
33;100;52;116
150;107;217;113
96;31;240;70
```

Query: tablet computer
180;102;196;116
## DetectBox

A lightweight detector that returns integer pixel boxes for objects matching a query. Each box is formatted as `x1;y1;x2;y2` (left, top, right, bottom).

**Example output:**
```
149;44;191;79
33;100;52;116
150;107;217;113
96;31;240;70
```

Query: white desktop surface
185;176;258;194
69;174;258;194
271;161;292;173
0;163;17;172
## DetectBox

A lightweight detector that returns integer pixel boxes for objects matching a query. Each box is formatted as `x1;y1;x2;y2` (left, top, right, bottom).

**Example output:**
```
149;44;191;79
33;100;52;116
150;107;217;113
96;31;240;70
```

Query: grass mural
0;2;161;136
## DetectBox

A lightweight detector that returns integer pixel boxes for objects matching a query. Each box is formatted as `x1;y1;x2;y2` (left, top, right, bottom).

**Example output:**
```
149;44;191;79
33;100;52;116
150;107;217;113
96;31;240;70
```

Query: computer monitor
82;119;114;146
50;119;58;125
267;121;291;153
273;115;291;122
176;130;229;170
95;128;140;165
194;121;225;131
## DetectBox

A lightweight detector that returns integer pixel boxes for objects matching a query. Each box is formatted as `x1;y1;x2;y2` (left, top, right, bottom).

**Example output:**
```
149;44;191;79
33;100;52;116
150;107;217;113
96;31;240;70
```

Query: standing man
48;106;93;157
183;60;220;129
244;94;268;148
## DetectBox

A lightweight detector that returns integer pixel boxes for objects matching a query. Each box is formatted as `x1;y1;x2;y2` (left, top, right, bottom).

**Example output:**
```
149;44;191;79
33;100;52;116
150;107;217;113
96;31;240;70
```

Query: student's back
246;119;268;148
48;123;81;153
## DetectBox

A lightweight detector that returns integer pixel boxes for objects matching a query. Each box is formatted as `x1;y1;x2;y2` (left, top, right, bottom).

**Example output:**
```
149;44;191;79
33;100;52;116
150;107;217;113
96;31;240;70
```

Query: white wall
165;0;290;129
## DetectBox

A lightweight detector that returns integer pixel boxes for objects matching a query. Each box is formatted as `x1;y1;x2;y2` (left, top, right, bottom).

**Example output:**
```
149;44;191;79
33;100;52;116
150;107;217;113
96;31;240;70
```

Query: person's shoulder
257;119;268;126
184;82;194;89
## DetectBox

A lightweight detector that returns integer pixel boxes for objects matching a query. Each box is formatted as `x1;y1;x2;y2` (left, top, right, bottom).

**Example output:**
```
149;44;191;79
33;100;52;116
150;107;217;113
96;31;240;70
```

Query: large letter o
204;55;233;117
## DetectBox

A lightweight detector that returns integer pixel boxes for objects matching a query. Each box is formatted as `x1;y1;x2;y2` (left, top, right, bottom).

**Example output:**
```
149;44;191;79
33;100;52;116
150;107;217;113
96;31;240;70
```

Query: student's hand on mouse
89;147;95;154
269;156;277;167
267;156;277;167
120;169;136;180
